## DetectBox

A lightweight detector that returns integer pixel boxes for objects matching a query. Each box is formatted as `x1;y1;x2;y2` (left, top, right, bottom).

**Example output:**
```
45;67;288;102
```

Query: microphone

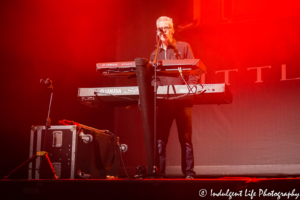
40;78;53;90
157;28;164;35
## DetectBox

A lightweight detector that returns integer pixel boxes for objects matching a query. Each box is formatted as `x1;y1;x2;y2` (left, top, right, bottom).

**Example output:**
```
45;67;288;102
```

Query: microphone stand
41;79;53;151
151;34;162;176
3;79;58;179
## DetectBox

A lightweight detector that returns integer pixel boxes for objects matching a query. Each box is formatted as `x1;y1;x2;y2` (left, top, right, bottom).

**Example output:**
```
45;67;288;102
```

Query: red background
1;0;300;178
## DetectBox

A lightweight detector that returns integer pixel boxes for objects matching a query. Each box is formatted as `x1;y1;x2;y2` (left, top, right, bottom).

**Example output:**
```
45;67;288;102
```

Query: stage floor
1;177;300;200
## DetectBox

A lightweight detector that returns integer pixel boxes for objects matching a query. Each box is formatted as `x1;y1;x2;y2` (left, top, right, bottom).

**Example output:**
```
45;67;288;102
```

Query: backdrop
1;0;300;178
114;0;300;176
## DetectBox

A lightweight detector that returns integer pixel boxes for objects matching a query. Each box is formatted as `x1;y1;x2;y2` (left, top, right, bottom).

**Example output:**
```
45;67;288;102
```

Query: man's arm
184;44;200;85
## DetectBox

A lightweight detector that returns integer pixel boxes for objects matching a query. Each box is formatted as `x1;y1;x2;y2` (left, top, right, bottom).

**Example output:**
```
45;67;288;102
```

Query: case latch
52;131;63;147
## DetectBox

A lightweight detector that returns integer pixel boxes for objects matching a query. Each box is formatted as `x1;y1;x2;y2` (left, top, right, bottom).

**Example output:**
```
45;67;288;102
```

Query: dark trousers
156;104;195;177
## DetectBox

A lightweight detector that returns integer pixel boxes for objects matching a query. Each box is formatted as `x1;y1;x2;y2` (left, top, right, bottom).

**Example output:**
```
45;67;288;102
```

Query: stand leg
39;151;58;179
4;154;38;179
3;151;58;179
135;58;156;176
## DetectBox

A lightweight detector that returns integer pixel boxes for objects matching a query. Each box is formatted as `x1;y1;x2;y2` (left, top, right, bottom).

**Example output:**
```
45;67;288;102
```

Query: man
150;16;199;179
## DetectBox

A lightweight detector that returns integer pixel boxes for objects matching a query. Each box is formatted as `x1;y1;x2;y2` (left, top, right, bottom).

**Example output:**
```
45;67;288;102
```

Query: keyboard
96;59;206;77
78;84;232;107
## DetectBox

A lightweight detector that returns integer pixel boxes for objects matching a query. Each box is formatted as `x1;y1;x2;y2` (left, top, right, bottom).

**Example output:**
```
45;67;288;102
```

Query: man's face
157;21;174;44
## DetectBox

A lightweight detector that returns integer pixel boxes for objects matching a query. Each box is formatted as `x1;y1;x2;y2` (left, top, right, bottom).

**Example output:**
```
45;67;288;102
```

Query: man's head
156;16;174;45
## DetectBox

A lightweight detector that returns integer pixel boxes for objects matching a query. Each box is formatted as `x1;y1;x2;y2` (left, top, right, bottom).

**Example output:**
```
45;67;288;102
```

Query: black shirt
150;39;200;86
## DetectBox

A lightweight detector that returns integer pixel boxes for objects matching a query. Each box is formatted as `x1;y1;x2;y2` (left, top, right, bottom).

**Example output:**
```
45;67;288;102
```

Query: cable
156;67;205;101
117;142;130;179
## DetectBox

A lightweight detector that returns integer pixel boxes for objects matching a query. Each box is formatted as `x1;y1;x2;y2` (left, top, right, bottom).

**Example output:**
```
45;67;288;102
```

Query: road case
29;125;119;179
